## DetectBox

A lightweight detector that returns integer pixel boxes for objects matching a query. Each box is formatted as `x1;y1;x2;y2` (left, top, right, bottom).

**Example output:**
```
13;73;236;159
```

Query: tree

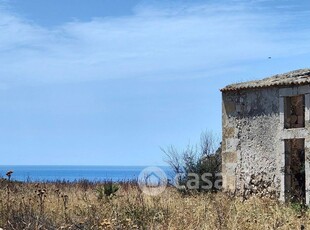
162;130;222;193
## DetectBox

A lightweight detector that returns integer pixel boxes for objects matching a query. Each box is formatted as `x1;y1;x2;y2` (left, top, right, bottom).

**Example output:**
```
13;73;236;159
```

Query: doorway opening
284;139;305;203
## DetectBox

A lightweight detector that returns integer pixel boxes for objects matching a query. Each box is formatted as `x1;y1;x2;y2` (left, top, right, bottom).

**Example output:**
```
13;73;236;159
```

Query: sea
0;165;174;182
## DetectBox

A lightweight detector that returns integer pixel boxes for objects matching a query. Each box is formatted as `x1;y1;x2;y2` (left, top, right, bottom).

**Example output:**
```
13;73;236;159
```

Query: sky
0;0;309;165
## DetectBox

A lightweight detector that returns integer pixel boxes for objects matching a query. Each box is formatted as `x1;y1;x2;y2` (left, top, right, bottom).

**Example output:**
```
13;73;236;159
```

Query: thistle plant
36;189;47;215
61;194;69;222
6;171;13;181
5;170;13;221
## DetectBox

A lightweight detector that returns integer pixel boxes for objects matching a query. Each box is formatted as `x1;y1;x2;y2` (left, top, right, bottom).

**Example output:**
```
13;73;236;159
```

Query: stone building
221;69;310;205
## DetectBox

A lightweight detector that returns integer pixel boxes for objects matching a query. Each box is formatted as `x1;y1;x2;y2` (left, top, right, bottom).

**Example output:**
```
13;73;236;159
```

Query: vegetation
0;129;307;229
96;182;119;200
0;177;309;229
162;130;222;193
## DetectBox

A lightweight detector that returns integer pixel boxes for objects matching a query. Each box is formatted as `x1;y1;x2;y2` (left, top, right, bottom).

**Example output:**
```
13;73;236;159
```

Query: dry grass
0;178;309;230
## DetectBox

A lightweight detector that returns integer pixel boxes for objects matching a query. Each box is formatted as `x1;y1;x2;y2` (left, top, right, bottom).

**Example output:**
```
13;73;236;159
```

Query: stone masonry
221;69;310;205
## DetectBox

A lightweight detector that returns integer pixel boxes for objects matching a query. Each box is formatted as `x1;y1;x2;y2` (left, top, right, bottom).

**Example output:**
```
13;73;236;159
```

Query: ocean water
0;165;173;182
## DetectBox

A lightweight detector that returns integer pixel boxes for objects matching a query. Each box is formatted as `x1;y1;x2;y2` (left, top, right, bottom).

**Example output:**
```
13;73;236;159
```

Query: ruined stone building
221;69;310;205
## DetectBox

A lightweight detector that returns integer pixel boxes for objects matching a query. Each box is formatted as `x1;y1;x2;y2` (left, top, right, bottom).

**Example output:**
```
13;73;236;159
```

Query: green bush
96;182;119;200
162;130;222;193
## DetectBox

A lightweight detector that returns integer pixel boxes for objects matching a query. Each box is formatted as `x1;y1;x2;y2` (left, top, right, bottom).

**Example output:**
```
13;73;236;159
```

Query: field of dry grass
0;178;309;230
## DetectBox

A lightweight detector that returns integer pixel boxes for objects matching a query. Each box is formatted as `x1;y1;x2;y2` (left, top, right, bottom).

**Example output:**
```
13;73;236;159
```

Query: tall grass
0;178;309;229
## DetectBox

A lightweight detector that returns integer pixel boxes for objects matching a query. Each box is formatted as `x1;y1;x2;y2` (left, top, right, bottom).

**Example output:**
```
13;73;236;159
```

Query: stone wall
222;87;281;196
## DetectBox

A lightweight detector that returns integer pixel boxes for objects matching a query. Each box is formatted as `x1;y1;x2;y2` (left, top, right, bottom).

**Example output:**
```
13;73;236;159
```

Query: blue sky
0;0;309;165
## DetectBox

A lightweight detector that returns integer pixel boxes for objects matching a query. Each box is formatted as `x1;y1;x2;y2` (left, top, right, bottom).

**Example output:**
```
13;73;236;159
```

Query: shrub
162;130;222;193
96;182;119;200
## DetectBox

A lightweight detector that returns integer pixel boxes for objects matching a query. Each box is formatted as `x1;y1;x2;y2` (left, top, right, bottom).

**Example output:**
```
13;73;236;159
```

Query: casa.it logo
138;166;168;196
